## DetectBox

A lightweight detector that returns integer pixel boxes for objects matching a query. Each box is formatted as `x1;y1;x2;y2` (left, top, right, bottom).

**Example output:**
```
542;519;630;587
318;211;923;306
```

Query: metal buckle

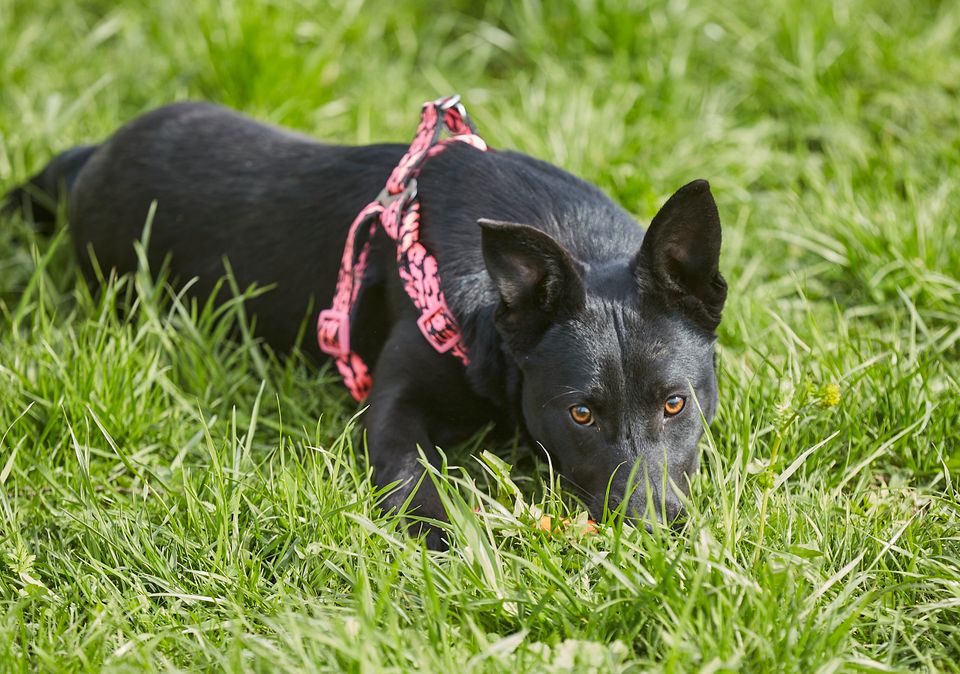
317;309;351;359
376;178;418;208
437;94;461;111
417;304;460;354
435;93;475;134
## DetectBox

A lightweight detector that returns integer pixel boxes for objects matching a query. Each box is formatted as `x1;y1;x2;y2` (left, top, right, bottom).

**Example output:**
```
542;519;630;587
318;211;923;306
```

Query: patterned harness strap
317;95;488;401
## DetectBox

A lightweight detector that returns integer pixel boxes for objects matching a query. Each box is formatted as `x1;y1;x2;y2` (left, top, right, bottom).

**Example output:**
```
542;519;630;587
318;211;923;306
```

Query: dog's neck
459;300;525;426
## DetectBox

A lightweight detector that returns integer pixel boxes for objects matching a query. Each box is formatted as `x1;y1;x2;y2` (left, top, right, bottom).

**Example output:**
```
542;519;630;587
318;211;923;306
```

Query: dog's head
480;179;726;526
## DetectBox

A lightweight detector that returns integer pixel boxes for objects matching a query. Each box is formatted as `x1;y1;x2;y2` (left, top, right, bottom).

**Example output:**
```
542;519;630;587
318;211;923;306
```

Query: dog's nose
666;501;688;531
628;493;686;531
596;492;686;531
662;498;684;525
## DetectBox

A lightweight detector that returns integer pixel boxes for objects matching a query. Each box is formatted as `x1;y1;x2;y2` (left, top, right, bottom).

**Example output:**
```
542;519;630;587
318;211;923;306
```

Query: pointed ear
479;219;585;351
632;180;727;332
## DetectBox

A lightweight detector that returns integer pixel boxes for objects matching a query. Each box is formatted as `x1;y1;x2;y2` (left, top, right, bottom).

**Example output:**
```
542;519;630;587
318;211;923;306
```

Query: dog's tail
2;144;98;234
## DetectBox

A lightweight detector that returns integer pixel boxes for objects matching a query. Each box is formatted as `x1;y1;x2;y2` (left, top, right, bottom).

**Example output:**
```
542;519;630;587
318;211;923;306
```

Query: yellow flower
819;383;841;408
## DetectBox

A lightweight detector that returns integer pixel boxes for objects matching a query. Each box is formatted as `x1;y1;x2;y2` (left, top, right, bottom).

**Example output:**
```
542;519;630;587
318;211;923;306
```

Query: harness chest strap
317;95;488;401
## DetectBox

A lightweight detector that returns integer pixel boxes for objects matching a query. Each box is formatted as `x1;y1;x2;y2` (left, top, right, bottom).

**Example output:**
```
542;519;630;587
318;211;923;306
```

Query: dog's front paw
379;480;450;550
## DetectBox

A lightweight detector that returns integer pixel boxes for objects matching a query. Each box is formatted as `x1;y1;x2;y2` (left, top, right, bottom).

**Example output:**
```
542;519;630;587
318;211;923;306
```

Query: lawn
1;0;959;671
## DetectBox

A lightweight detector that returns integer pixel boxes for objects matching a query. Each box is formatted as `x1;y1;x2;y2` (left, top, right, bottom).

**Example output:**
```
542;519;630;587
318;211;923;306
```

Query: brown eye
664;395;685;417
569;404;594;426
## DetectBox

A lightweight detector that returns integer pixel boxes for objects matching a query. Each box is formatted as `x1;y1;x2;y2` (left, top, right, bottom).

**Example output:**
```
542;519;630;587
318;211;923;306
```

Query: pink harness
317;95;488;401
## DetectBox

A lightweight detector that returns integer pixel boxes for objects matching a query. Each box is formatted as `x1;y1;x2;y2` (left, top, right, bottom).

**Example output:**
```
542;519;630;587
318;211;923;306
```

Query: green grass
1;0;959;670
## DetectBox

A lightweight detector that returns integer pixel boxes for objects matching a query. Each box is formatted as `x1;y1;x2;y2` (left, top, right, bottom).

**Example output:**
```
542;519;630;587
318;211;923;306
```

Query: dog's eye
664;395;685;417
569;404;594;426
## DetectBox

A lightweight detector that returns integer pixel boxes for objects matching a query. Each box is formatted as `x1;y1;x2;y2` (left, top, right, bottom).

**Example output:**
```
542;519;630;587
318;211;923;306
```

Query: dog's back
4;102;644;356
5;103;413;353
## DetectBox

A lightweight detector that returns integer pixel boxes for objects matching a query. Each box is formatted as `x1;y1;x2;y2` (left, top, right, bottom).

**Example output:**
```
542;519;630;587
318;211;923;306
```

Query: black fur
4;102;726;548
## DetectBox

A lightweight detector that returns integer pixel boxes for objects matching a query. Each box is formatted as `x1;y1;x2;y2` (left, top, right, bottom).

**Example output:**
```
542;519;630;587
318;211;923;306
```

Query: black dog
4;102;726;547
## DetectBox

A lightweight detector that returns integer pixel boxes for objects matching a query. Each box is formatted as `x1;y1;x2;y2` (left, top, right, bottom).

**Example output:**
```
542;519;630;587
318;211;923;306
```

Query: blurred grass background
1;0;958;671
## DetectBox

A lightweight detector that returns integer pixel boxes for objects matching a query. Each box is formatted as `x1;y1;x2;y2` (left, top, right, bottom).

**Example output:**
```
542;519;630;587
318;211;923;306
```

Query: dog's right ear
479;219;585;352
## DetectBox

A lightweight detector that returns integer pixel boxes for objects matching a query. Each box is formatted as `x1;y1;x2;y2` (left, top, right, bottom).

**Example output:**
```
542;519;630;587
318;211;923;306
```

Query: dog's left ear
632;179;727;332
479;219;585;352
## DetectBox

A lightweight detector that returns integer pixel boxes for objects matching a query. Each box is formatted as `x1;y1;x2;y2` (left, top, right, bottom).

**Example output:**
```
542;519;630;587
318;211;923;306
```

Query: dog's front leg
363;319;477;549
366;394;447;548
